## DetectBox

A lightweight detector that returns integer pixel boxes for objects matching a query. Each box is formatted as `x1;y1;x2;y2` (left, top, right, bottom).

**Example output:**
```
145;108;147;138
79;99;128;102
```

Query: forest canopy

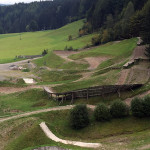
0;0;149;46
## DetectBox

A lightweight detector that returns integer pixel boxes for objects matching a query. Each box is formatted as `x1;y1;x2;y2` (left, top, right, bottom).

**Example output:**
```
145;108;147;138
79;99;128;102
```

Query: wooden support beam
117;89;121;98
65;94;67;101
87;89;89;100
71;93;74;104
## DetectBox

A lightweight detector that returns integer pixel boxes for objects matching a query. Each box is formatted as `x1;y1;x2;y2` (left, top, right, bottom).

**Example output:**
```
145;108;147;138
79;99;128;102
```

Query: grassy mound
34;51;89;70
0;89;57;117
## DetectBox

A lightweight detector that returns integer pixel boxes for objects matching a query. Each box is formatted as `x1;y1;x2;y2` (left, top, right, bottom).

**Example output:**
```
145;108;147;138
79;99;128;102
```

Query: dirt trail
0;85;42;94
139;144;150;150
54;50;109;70
0;105;95;123
117;39;148;85
84;57;109;70
54;50;78;62
40;122;101;148
124;90;150;106
73;71;93;82
117;69;130;85
131;45;148;60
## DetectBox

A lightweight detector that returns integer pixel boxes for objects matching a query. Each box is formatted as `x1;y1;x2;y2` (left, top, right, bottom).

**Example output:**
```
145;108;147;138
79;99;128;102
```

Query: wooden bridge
44;84;143;104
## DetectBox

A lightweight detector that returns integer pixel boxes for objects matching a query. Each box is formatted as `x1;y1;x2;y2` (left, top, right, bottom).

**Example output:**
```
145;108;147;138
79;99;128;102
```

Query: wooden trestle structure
44;84;143;104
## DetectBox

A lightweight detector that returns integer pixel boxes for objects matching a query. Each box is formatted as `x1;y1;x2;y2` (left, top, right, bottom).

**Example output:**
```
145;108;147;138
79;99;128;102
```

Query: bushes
94;103;111;122
143;96;150;117
42;49;48;56
70;105;89;129
131;96;150;118
131;97;145;118
69;96;150;130
64;46;77;51
91;35;101;46
110;100;129;118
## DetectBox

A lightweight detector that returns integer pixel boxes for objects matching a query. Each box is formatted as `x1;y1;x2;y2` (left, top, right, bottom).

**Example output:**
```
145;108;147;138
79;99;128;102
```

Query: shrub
68;35;72;41
64;46;68;50
110;100;129;118
145;45;150;57
131;97;145;118
91;35;101;46
68;46;73;51
22;68;30;72
70;105;89;129
42;49;48;56
143;96;150;117
94;103;111;122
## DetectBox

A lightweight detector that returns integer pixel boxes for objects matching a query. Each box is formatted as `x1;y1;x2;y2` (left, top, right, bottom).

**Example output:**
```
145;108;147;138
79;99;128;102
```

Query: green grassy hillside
70;38;137;59
0;20;93;63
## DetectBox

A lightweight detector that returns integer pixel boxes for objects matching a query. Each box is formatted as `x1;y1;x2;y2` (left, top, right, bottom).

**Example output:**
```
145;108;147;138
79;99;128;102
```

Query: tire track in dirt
117;69;130;85
0;105;95;123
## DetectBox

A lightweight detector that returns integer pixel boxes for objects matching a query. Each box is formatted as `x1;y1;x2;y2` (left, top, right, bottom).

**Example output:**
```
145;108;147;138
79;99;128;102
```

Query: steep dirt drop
84;57;109;70
117;69;130;85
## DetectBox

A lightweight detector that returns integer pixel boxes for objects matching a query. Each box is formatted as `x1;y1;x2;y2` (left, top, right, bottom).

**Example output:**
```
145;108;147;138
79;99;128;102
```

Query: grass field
38;70;83;83
69;38;138;60
34;51;89;70
3;109;150;150
53;69;120;92
69;38;138;69
1;117;90;150
0;89;57;117
0;20;93;63
32;110;150;141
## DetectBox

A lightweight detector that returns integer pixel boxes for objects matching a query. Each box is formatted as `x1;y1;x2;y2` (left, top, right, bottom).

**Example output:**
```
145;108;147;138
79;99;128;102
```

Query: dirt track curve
0;105;95;123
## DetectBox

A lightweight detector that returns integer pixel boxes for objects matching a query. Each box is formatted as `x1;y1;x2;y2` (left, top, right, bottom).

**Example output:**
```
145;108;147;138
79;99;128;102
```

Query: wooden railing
44;84;143;104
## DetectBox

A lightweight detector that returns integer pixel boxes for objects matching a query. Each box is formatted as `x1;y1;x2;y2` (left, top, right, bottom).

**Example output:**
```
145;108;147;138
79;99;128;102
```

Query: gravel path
40;122;101;149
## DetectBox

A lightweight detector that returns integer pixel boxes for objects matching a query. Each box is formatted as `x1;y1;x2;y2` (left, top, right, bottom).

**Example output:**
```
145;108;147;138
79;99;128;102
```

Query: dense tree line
0;0;94;33
80;0;149;44
0;0;149;48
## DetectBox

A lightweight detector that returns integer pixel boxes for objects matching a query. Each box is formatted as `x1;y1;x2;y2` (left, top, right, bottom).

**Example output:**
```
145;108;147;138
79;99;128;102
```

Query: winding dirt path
0;85;43;94
124;90;150;106
0;105;95;123
54;50;77;62
40;122;101;148
54;50;109;70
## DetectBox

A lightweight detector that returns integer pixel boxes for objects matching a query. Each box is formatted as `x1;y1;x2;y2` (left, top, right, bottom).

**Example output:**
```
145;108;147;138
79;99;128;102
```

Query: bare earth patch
124;90;150;106
84;57;109;70
54;50;109;70
131;45;148;60
0;85;42;94
54;50;78;62
139;144;150;150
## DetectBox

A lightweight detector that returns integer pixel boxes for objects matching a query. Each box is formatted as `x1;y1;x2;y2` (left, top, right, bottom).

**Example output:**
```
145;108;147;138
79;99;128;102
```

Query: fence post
71;92;74;104
87;89;89;100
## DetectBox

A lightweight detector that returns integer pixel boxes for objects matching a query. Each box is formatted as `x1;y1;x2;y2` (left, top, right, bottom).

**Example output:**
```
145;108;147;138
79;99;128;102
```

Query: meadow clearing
0;20;94;63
